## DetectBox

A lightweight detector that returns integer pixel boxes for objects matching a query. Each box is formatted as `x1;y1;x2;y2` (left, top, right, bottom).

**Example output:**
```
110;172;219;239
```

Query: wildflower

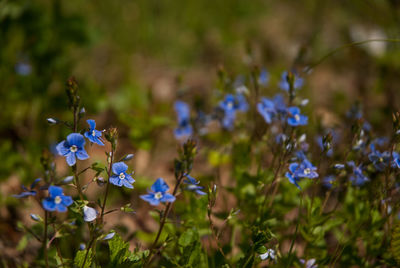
392;152;400;168
13;178;41;198
56;133;89;166
109;162;135;189
368;145;390;171
174;101;193;139
347;161;369;186
260;248;276;260
322;175;335;189
47;118;58;124
42;186;73;212
121;154;135;161
279;71;304;92
285;159;318;189
140;178;176;206
285;163;302;189
257;98;276;124
30;214;41;221
84;119;105;146
287;107;308;126
258;68;269;86
183;175;206;195
83;206;98;222
300;259;318;268
218;94;248;129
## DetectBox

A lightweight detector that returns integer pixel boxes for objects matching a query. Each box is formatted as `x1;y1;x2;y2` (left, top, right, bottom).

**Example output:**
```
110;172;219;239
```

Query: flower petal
66;152;76;166
48;186;63;197
109;176;122;187
83;206;98;222
87;119;96;130
67;133;86;147
151;178;169;193
140;194;160;206
61;195;73;206
112;162;128;175
161;193;176;203
76;149;89;160
122;180;133;189
56;141;69;156
42;198;56;211
55;204;67;212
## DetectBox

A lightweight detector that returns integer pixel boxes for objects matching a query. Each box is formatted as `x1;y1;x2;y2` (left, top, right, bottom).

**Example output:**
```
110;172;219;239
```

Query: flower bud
46;118;58;124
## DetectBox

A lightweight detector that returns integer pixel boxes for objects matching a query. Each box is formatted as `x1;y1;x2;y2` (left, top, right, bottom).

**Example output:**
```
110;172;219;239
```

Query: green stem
286;195;303;268
43;211;49;268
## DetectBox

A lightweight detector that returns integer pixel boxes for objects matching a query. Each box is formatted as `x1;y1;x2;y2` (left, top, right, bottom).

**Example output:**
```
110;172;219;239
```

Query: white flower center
54;196;62;204
294;114;300;121
379;157;384;162
227;102;233;109
304;168;311;175
92;130;96;136
154;192;163;200
70;145;78;153
119;173;125;179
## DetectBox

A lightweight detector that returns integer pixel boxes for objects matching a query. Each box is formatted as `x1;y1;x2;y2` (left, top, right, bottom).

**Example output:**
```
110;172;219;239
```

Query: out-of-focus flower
12;178;41;198
260;248;276;260
300;258;318;268
258;68;269;86
347;161;369;186
287;107;308;126
279;71;303;91
174;101;193;139
183;175;206;195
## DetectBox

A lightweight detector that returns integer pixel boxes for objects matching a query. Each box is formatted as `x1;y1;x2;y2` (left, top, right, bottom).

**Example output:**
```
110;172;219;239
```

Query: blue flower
322;175;335;189
316;136;333;157
286;163;302;189
218;94;248;130
56;133;89;166
183;175;206;195
392;152;400;168
347;161;369;186
258;68;269;86
368;145;390;171
174;101;193;139
84;120;104;146
42;186;73;212
287;107;308;126
13;178;41;198
140;178;176;206
235;94;249;112
257;98;276;124
279;71;304;92
15;61;32;76
285;159;318;189
109;162;135;189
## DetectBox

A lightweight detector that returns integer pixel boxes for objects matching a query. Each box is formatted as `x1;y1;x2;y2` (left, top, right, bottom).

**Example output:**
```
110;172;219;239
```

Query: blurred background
2;0;400;264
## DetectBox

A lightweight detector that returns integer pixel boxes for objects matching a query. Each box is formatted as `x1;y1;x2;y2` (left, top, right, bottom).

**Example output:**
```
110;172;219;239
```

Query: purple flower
84;119;104;146
183;175;206;195
368;145;390;171
13;178;41;198
347;161;369;186
109;162;135;189
56;133;89;166
42;186;73;212
140;178;176;206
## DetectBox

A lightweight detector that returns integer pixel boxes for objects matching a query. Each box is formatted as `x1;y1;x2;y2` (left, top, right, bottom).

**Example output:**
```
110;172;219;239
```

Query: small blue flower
368;145;390;171
42;186;73;212
286;163;302;189
140;178;176;206
183;175;206;195
257;98;276;124
235;94;249;112
84;120;105;146
287;107;308;126
316;136;333;157
56;133;89;166
109;162;135;189
322;175;335;189
279;71;304;92
347;161;369;186
260;248;276;260
258;68;269;86
174;101;193;139
13;178;41;198
218;94;248;130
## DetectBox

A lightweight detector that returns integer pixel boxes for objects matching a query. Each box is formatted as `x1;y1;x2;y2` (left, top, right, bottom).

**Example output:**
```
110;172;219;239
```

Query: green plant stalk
43;211;49;268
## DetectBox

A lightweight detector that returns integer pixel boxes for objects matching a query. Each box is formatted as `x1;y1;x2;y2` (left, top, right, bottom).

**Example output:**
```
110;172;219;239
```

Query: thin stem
145;174;185;266
100;150;114;222
43;211;49;268
52;223;65;268
286;195;303;268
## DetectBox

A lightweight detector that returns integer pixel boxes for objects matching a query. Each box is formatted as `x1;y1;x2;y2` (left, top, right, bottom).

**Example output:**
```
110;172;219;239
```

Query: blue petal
49;186;63;197
61;195;73;206
195;189;207;195
30;178;41;189
161;193;176;203
125;174;135;184
87;119;96;130
151;178;169;193
42;198;56;211
13;191;36;198
140;194;160;206
55;204;67;212
112;162;128;175
288;106;300;115
67;133;86;147
122;180;134;189
66;152;76;166
103;232;115;240
109;176;122;187
76;149;89;160
56;141;69;156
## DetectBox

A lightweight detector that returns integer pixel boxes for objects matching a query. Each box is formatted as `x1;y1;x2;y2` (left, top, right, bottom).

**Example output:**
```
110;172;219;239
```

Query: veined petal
56;141;69;156
161;193;176;203
48;186;63;197
61;195;73;206
87;119;96;130
42;198;56;211
122;180;134;189
55;204;67;213
140;194;160;206
151;178;169;193
112;162;128;175
67;133;86;147
109;176;122;187
76;149;89;160
66;152;76;166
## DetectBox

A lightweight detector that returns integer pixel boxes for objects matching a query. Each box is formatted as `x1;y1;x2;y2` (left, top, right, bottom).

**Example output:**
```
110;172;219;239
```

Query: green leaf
108;233;130;264
74;249;92;268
